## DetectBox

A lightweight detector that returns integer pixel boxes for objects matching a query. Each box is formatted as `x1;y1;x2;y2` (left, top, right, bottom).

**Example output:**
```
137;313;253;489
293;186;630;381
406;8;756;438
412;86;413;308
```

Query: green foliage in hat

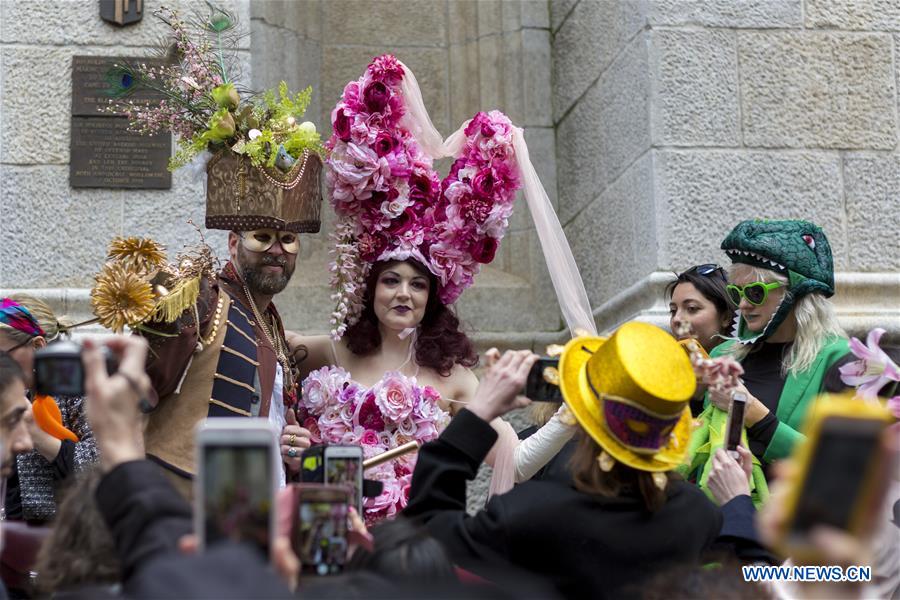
103;4;322;173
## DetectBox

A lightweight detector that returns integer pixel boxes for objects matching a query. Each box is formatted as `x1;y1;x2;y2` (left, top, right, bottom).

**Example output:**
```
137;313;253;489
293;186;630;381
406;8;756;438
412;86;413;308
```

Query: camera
33;339;118;397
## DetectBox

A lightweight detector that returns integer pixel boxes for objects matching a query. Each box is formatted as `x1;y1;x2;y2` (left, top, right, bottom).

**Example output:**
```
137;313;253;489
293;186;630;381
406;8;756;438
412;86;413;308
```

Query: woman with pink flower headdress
287;54;598;524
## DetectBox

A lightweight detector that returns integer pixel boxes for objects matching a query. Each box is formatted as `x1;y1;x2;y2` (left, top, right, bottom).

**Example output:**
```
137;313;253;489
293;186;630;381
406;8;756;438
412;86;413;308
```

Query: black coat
405;410;723;599
95;460;292;599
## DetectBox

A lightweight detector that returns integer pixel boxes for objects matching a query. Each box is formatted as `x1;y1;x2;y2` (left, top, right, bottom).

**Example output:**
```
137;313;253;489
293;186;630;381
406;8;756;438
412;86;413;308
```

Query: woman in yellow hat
404;321;725;598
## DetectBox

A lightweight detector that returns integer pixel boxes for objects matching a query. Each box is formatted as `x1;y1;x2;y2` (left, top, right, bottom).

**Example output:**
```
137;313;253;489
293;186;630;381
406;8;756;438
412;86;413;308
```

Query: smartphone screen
201;444;274;558
789;417;885;539
297;488;350;576
524;357;562;402
725;393;747;452
325;450;363;515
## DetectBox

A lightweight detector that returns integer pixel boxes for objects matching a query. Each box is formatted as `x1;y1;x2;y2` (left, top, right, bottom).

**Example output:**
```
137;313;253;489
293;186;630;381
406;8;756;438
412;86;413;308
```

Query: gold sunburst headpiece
90;263;156;333
107;236;167;274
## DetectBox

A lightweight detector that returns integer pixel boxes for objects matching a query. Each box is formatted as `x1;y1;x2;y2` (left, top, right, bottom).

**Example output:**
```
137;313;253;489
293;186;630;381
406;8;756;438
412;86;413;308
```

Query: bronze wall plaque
70;55;172;189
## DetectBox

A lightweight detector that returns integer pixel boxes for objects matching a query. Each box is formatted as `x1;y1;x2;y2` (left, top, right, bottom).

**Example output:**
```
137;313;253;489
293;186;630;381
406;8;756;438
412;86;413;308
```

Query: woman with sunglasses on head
0;295;97;524
666;264;736;415
703;220;848;472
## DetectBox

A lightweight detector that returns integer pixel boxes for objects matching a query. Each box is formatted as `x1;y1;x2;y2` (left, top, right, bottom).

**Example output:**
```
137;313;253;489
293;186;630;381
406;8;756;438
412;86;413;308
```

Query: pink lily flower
888;396;900;419
839;328;900;400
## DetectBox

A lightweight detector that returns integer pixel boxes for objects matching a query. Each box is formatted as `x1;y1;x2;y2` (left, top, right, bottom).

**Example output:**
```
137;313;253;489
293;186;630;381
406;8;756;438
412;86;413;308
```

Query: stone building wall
552;0;900;338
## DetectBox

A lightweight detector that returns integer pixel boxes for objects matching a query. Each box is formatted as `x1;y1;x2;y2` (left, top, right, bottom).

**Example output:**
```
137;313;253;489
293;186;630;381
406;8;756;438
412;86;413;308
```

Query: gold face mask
240;229;300;255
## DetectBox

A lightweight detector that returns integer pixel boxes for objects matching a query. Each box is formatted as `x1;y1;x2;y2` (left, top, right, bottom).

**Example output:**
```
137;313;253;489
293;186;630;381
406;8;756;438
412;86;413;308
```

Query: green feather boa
677;404;769;508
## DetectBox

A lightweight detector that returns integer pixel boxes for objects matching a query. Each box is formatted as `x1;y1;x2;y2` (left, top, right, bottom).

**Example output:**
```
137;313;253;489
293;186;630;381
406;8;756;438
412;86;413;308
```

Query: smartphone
524;357;563;402
294;484;351;576
33;339;117;397
779;397;893;560
324;445;364;516
194;419;279;559
725;391;747;458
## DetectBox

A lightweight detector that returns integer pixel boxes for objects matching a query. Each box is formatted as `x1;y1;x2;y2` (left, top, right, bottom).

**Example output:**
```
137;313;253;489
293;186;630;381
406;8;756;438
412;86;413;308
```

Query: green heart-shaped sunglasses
726;281;784;306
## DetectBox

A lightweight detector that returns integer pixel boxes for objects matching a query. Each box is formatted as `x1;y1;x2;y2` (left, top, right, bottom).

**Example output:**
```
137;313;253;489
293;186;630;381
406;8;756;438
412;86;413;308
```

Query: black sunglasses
681;263;727;281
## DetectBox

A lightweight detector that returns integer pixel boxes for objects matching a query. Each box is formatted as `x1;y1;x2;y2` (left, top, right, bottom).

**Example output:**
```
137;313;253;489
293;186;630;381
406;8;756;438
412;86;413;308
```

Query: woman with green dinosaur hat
680;219;849;505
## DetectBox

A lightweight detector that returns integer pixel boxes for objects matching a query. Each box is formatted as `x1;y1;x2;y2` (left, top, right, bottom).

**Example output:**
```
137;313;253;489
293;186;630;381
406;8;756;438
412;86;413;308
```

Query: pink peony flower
332;105;352;142
471;168;495;197
373;132;396;157
367;54;405;86
363;80;390;113
356;392;386;432
470;236;499;264
373;372;416;423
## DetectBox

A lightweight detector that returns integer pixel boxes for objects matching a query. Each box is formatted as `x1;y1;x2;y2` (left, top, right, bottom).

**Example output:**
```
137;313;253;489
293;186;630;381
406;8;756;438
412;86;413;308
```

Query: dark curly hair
344;259;478;376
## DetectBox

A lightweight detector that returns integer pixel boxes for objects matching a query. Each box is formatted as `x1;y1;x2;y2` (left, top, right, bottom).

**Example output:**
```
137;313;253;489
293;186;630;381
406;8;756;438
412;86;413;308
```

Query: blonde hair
727;264;845;375
530;402;561;426
0;294;74;344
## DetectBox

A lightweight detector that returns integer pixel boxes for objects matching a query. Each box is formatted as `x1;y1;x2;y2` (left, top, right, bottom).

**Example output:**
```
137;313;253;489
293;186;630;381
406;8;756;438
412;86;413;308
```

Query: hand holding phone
195;419;279;559
293;484;351;576
777;396;894;561
324;445;364;517
523;357;562;402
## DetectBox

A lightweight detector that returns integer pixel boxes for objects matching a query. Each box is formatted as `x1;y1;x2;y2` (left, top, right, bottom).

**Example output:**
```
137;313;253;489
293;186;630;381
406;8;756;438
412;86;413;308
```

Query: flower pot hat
721;219;835;344
205;145;322;233
326;54;596;339
105;5;324;234
558;322;696;472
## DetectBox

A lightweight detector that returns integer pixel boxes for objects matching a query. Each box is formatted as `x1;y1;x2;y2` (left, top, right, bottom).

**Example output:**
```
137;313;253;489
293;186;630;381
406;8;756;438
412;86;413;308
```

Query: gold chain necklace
242;282;291;380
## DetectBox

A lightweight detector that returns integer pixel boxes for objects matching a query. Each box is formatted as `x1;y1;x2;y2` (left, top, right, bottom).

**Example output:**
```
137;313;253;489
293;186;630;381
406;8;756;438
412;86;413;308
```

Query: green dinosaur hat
721;219;835;343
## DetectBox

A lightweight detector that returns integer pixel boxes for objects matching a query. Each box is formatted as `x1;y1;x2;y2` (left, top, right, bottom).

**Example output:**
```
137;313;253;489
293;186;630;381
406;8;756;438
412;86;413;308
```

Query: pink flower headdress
325;55;525;338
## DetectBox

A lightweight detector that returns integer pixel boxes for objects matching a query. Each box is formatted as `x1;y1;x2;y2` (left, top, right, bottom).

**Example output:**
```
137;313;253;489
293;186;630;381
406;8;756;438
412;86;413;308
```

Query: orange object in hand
32;395;78;443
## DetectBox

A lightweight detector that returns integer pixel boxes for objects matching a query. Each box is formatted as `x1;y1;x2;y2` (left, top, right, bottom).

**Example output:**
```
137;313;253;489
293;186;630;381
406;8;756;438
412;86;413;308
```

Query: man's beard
237;245;295;296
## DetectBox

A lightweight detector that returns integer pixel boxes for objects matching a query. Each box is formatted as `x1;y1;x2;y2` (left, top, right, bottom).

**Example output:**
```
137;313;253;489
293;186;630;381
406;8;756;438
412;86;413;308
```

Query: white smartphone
323;445;364;516
194;418;279;559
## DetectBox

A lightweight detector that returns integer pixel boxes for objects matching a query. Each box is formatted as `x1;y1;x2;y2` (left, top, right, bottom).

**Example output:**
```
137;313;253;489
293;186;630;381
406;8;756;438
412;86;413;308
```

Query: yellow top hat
558;321;696;472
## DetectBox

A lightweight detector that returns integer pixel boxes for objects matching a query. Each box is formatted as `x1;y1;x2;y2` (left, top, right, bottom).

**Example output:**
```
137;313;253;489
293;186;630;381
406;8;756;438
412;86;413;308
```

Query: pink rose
303;417;322;444
414;420;438;442
373;372;415;423
318;408;350;442
363;80;390;113
387;208;417;236
470;236;499;264
397;474;413;510
361;430;380;446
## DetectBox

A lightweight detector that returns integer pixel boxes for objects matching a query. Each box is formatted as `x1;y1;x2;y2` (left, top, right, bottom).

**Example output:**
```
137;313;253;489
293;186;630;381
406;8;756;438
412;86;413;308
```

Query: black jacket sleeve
404;409;514;569
95;460;193;583
714;494;779;565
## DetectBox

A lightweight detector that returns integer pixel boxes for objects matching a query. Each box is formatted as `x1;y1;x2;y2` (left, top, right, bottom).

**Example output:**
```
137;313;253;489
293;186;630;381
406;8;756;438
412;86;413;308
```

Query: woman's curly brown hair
344;259;478;376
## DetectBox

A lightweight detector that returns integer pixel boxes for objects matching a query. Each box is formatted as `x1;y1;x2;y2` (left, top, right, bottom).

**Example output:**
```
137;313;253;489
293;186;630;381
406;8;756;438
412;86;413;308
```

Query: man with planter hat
140;149;322;497
404;321;723;598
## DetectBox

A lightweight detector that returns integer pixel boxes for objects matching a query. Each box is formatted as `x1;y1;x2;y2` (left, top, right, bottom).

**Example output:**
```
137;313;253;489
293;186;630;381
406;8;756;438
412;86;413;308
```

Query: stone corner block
648;0;802;28
806;0;900;31
739;31;897;150
650;28;739;147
